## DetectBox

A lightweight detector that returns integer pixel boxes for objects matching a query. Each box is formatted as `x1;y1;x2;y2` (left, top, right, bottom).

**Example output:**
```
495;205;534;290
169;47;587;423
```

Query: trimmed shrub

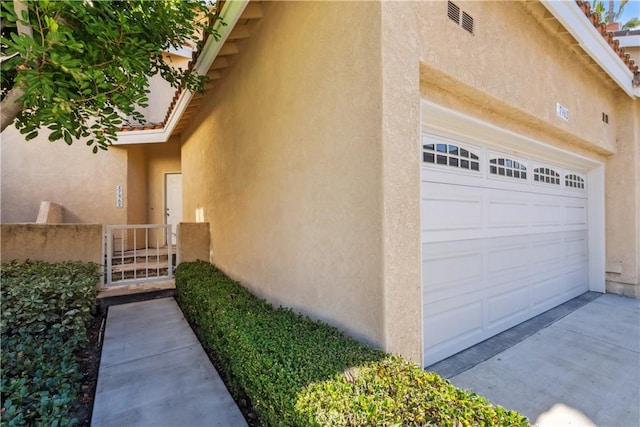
1;261;100;427
176;261;530;427
295;356;529;426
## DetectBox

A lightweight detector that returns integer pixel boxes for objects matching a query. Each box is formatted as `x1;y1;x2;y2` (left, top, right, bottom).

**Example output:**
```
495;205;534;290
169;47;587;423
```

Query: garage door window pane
534;167;560;185
422;142;480;172
565;174;585;189
489;158;527;180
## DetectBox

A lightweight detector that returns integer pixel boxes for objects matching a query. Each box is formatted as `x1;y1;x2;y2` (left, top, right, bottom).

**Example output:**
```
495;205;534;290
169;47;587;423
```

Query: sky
616;0;640;24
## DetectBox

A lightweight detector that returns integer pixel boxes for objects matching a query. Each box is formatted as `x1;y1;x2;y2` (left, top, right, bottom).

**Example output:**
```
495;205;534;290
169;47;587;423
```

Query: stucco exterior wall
605;100;640;296
126;145;148;225
179;0;637;365
0;124;177;231
181;1;385;347
415;1;618;156
0;223;102;264
177;222;210;264
378;1;632;361
379;1;423;363
1;126;129;224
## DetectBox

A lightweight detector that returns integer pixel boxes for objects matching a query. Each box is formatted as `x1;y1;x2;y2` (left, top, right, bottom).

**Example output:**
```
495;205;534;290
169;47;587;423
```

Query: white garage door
421;133;589;367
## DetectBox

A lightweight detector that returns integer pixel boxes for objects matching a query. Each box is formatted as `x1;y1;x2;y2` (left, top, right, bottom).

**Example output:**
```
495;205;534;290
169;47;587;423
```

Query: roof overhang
541;1;639;99
615;33;640;49
115;0;250;144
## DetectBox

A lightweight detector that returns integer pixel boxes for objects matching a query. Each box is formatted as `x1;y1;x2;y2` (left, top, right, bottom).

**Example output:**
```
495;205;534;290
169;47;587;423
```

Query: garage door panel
530;202;563;226
530;236;565;265
487;200;529;228
421;252;483;293
422;241;484;299
532;267;586;308
565;232;588;263
486;240;530;277
487;285;531;326
421;196;483;232
565;204;587;225
423;299;483;349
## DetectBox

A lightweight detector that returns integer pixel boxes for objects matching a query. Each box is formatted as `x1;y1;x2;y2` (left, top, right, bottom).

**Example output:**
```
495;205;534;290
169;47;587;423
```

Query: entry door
164;173;183;242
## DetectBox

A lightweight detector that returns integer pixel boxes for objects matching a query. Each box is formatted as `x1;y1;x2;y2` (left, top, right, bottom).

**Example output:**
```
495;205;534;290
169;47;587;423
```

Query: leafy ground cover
1;261;102;426
176;261;531;427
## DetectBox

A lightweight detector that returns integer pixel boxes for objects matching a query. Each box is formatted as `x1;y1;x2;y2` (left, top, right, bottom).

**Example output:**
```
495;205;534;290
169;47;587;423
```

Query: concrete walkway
442;294;639;427
91;298;247;427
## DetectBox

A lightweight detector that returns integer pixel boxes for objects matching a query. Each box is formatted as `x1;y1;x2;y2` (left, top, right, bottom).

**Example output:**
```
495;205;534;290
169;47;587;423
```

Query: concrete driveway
430;293;639;427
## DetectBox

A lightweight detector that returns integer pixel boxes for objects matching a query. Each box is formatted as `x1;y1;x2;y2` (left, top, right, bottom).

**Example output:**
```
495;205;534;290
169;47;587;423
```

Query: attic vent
462;12;474;34
448;1;474;35
448;1;460;23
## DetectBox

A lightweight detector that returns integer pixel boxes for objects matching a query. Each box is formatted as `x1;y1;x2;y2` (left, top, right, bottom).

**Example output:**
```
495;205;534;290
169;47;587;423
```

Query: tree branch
14;0;33;38
2;0;34;132
0;86;26;132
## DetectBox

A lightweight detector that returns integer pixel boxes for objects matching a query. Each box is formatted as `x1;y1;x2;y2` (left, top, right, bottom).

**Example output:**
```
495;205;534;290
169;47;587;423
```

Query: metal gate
103;225;174;287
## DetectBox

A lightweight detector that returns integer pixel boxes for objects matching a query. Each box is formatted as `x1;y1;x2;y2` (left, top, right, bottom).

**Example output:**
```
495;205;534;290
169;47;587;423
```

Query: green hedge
176;261;530;427
1;261;100;427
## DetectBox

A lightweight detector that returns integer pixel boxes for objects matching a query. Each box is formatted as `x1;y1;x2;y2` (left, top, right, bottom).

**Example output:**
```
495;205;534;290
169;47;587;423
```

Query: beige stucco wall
0;223;102;264
415;1;618;156
605;99;640;297
178;1;638;365
181;1;385;347
0;124;179;233
1;126;130;224
379;1;423;363
126;145;148;224
177;222;210;264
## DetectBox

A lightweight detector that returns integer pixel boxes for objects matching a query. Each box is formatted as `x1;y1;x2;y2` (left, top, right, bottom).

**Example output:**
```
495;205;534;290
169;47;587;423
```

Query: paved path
91;297;247;427
446;294;640;427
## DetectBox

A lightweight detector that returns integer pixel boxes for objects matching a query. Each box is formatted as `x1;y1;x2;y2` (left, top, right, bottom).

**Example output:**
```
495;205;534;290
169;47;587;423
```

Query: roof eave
115;0;250;145
541;1;639;99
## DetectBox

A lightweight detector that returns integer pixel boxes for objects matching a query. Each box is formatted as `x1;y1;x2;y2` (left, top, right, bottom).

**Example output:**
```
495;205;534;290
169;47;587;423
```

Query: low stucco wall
0;224;103;264
177;222;210;264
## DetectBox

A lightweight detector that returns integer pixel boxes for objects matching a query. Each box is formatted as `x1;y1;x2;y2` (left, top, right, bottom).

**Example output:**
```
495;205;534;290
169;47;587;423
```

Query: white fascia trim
115;0;250;144
165;45;195;59
541;1;639;99
615;34;640;49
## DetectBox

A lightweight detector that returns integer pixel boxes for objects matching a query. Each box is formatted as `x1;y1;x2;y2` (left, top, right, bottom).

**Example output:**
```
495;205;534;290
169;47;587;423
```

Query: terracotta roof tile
118;16;214;133
576;0;638;75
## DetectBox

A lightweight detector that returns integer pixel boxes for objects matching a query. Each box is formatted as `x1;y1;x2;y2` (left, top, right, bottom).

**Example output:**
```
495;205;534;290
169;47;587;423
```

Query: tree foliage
593;0;640;30
1;0;222;152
